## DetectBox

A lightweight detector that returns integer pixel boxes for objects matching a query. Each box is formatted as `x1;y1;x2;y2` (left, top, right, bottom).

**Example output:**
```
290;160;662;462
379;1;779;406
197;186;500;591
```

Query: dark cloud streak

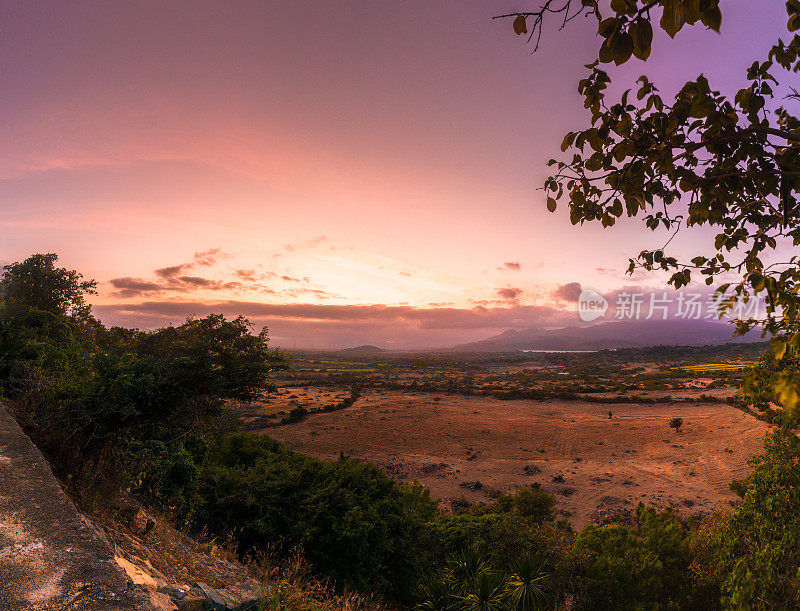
496;287;523;303
554;282;582;302
94;300;573;330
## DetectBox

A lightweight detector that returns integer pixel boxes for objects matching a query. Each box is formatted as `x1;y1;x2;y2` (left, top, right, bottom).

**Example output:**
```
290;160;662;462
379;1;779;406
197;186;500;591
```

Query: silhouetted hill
335;345;387;356
452;319;762;352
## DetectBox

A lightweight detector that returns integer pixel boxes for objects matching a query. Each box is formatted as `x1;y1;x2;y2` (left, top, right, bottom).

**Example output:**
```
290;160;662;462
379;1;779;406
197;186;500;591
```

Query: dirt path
0;404;145;610
266;390;770;527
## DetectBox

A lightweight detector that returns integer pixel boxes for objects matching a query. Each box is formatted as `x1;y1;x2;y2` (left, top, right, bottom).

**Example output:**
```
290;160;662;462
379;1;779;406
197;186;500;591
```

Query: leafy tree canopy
500;0;800;406
0;253;97;318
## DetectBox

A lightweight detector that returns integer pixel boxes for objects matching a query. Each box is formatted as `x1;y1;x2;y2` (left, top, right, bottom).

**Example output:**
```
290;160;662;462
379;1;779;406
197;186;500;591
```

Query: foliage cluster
503;0;800;412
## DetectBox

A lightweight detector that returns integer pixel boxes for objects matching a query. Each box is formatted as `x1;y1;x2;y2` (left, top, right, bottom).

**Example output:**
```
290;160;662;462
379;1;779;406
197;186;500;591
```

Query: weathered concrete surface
0;405;146;610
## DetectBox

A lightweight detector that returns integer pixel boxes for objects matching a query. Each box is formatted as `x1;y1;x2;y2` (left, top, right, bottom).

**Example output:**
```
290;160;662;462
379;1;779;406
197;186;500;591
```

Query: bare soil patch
260;390;769;527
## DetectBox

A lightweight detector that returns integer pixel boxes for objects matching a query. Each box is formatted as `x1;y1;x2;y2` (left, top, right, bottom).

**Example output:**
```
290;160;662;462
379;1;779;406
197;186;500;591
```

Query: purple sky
0;2;789;347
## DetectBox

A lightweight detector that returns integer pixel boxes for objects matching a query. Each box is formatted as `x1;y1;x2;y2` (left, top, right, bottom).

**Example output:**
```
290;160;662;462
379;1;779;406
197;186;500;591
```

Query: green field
676;363;752;372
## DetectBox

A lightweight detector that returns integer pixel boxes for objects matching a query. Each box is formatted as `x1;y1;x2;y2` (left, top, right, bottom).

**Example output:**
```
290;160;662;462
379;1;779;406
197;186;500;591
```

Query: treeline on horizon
279;342;764;411
289;342;770;367
2;253;800;609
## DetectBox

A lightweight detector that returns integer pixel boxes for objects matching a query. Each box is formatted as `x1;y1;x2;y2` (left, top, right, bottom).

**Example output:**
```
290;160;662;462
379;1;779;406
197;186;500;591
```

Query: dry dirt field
254;388;770;527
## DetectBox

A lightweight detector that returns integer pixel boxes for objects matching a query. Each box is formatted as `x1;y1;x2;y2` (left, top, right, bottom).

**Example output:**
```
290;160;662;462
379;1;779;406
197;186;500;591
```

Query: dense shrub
321;386;361;412
188;432;434;594
715;428;800;609
415;488;569;587
571;505;698;610
474;487;556;524
0;259;267;494
282;405;309;423
3;310;278;482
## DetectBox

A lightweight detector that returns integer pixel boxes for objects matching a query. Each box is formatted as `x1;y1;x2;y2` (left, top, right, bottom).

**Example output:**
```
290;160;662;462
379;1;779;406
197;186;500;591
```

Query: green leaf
689;95;715;118
630;20;653;60
598;17;618;38
513;15;527;35
701;5;722;32
598;39;613;63
660;0;684;38
610;0;629;14
750;273;765;291
612;32;634;65
772;337;787;360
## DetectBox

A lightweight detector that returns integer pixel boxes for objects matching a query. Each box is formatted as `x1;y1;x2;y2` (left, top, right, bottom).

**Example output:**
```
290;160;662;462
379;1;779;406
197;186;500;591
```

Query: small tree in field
669;417;684;433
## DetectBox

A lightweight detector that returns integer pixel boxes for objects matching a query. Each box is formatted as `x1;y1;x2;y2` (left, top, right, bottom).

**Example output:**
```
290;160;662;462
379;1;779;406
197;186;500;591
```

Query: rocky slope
0;404;145;609
0;404;260;610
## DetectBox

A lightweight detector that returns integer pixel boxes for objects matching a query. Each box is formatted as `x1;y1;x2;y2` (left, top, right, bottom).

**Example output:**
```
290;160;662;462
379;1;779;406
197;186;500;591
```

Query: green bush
571;505;695;610
282;405;309;423
189;433;434;595
3;309;277;483
482;487;556;524
715;428;800;609
416;488;567;584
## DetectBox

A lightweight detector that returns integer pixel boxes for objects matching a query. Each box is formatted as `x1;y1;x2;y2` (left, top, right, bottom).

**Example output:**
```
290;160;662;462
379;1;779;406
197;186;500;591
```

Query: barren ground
251;388;770;527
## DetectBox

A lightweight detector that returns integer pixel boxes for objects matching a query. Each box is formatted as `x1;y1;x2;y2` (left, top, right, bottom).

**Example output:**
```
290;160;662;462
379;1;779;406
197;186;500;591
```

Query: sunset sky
0;2;788;348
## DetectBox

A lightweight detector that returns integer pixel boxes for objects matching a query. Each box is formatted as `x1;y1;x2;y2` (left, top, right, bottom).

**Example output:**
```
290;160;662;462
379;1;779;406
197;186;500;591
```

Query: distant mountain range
334;345;387;356
452;319;762;352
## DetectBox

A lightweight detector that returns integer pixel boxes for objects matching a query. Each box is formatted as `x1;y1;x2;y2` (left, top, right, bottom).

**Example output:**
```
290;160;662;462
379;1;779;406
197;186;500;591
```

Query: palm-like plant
449;547;490;585
508;551;549;611
460;571;509;611
417;575;460;610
